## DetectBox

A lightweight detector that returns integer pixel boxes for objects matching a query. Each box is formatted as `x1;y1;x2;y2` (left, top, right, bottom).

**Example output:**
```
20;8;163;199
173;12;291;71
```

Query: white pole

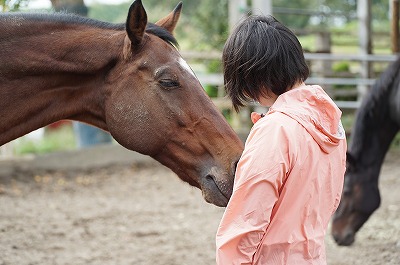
358;0;372;100
251;0;272;16
229;0;248;31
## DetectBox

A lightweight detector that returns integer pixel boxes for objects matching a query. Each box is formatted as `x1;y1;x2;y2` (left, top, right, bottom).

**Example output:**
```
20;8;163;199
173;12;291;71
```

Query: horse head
104;0;244;206
331;152;381;246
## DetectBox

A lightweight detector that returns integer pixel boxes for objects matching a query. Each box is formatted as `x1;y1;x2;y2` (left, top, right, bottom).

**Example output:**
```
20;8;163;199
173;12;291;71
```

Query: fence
181;51;398;133
182;51;398;109
1;51;398;158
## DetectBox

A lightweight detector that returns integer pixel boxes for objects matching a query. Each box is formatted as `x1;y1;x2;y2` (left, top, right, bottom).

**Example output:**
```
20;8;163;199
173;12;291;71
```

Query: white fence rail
182;52;399;111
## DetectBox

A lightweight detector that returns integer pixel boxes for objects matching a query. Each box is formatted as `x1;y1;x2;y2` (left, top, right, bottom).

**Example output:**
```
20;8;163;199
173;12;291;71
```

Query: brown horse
0;0;244;207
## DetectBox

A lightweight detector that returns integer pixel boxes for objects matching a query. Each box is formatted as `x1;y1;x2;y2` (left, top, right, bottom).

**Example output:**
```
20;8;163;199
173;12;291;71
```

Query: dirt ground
1;151;399;265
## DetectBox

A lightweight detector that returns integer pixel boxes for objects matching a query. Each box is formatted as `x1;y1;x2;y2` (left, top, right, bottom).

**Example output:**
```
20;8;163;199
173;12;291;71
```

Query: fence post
251;0;272;15
358;0;372;101
391;0;399;53
314;31;333;96
228;0;248;30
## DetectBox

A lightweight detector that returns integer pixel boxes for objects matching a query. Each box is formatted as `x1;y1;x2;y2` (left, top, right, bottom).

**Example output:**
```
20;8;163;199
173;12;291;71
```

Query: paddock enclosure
0;146;399;265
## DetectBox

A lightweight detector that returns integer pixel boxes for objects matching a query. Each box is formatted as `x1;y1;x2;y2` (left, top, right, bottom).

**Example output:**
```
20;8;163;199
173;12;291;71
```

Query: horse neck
350;109;399;176
0;20;124;145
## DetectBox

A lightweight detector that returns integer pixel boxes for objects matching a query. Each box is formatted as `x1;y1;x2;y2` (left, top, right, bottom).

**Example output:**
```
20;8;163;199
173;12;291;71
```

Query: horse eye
159;79;180;89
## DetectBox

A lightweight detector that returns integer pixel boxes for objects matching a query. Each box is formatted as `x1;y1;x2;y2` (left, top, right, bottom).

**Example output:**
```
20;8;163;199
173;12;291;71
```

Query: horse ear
126;0;147;47
155;2;182;33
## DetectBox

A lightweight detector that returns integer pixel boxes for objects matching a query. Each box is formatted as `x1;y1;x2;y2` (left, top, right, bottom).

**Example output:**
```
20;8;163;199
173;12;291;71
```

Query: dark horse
0;0;244;207
331;56;400;245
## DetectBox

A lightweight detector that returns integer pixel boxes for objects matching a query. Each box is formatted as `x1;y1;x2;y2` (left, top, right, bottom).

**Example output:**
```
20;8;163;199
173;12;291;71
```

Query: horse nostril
205;174;214;182
342;232;355;246
334;230;355;246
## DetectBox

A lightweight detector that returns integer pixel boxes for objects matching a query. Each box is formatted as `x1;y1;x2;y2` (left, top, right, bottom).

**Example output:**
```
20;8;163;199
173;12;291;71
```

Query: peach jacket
216;85;347;264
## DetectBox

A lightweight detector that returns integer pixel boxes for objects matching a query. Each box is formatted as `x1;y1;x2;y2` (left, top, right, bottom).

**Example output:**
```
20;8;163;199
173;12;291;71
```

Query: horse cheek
104;96;158;155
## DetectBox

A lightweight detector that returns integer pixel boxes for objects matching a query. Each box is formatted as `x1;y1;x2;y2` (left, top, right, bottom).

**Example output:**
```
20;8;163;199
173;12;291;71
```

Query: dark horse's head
104;1;243;206
331;152;381;246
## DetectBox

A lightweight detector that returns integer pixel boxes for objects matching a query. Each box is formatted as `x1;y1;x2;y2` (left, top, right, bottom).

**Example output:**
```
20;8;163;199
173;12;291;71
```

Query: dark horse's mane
350;56;400;158
0;12;178;47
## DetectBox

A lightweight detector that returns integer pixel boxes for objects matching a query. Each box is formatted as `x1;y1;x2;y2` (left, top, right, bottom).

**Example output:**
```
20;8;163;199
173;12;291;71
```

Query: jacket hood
268;85;345;153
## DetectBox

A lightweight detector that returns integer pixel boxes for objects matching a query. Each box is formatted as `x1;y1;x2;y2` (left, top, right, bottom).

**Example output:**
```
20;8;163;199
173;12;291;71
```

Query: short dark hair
223;15;310;111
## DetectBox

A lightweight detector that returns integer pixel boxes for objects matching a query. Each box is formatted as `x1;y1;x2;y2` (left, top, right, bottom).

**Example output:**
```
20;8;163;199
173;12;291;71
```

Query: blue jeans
73;122;112;148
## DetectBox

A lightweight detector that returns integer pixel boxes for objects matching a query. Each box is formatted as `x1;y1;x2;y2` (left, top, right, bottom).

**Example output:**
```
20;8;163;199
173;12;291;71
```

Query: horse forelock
145;23;178;48
350;56;400;159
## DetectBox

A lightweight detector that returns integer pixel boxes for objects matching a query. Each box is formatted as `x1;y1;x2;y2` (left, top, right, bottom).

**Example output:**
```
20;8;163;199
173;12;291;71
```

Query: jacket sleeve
216;117;290;265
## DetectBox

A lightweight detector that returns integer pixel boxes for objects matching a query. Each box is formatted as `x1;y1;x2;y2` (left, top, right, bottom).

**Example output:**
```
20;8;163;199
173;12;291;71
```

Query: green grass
14;124;77;155
341;113;355;133
390;133;400;149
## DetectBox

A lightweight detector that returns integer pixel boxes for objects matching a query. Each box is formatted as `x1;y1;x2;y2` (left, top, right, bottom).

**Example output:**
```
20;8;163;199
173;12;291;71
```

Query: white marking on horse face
179;57;196;78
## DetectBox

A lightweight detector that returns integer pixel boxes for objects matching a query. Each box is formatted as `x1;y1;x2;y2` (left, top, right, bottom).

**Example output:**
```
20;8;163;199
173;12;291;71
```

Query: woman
216;15;347;265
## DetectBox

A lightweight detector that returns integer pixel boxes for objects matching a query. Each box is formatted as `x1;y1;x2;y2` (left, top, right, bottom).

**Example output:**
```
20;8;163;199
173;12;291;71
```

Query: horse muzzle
332;227;355;246
200;166;235;207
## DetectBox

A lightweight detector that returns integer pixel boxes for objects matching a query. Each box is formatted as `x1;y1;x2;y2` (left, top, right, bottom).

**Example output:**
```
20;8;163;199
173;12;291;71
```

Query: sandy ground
0;151;399;265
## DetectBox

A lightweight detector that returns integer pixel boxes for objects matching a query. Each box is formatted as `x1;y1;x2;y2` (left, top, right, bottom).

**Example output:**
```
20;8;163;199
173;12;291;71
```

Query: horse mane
146;23;178;48
0;12;178;47
349;56;400;158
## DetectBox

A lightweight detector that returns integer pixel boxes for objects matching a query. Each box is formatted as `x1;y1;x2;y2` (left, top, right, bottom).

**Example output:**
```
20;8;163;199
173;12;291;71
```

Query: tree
50;0;87;16
0;0;29;12
190;0;229;51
